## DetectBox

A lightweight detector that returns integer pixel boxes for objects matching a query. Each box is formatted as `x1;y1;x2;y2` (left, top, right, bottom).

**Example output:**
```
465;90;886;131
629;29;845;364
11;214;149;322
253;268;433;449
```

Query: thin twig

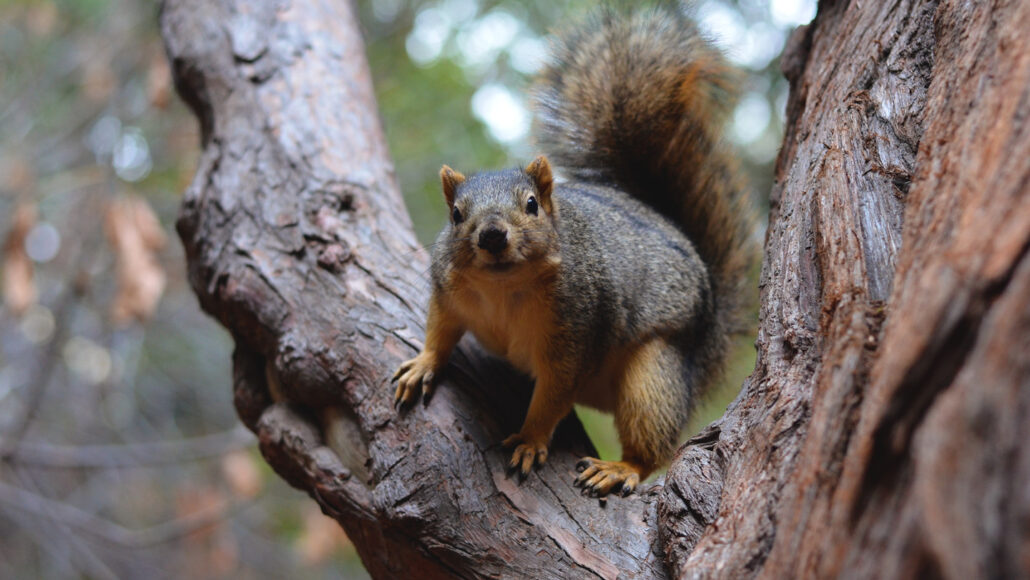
0;479;250;548
7;468;121;580
2;425;254;468
0;292;75;460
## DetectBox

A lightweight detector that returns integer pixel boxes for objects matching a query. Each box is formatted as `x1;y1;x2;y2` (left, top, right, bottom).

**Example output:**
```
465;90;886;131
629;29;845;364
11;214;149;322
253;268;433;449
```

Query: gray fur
419;4;755;483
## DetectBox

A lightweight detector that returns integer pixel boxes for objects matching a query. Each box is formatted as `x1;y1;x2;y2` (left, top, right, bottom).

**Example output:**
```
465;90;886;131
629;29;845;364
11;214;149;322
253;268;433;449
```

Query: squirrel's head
438;155;560;276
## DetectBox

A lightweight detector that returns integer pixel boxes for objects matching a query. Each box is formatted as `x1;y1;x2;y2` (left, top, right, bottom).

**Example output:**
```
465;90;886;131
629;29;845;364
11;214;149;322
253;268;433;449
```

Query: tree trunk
160;0;1029;578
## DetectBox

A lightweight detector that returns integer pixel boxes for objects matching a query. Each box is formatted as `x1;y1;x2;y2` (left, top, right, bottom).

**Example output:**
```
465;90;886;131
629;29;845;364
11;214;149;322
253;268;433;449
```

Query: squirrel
393;5;757;497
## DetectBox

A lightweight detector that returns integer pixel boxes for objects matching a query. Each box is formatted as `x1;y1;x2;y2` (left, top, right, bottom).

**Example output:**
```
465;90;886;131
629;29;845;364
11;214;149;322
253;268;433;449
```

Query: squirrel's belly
468;327;535;375
452;288;552;378
464;316;542;376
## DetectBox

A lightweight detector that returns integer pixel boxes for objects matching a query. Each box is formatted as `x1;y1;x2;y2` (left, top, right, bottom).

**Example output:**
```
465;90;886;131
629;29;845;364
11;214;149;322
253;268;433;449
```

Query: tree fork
161;0;1029;578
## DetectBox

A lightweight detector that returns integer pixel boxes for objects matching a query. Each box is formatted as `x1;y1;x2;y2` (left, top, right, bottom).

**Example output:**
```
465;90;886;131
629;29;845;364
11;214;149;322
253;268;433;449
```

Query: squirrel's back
534;5;758;389
553;181;710;343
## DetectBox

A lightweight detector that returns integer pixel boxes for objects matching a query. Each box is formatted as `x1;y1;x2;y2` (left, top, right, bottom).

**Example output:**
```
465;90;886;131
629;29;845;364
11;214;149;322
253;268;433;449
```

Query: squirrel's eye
526;196;538;215
451;207;463;224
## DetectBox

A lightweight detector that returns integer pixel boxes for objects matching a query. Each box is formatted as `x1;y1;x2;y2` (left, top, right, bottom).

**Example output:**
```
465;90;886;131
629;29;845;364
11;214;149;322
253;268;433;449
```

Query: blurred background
0;0;812;577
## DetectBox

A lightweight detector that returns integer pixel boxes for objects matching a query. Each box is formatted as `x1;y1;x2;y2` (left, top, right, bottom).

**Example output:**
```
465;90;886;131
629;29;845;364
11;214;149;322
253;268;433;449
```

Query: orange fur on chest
447;267;557;376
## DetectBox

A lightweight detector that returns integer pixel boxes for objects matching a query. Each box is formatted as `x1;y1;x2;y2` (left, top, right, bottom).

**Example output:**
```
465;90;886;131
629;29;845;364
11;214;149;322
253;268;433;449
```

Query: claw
391;359;413;382
574;464;600;486
621;475;639;497
502;433;549;480
570;457;644;498
392;354;439;408
520;450;534;476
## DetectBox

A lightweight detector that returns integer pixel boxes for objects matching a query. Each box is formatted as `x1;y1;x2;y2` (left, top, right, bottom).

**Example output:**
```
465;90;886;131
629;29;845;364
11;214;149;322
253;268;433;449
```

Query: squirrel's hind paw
574;458;641;498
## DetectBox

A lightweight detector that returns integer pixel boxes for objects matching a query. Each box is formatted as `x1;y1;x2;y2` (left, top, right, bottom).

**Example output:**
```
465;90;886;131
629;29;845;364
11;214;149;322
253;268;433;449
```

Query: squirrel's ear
440;165;465;207
525;155;554;211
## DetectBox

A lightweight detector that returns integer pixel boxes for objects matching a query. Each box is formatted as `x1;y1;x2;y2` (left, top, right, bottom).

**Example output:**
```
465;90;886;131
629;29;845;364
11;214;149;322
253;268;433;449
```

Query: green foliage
366;45;510;241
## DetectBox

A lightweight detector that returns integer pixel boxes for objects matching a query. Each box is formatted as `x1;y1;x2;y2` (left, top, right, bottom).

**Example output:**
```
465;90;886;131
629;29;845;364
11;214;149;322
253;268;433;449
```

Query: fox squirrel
393;6;757;497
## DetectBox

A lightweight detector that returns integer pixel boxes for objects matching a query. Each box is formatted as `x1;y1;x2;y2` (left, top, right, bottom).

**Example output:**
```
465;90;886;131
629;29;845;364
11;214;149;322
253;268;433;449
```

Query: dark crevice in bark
859;238;1028;521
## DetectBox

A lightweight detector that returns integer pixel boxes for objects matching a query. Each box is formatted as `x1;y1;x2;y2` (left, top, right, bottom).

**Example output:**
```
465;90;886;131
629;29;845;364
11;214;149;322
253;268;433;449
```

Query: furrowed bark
661;0;1029;578
161;0;1029;578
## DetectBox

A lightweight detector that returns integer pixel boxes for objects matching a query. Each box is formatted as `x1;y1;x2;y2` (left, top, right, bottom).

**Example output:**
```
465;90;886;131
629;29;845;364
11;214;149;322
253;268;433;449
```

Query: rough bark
662;0;1030;577
161;0;1029;578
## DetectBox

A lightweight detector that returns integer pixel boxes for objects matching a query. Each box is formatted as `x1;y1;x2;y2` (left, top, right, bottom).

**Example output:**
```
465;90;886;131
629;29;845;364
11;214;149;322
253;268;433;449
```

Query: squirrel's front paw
502;433;549;478
392;353;439;407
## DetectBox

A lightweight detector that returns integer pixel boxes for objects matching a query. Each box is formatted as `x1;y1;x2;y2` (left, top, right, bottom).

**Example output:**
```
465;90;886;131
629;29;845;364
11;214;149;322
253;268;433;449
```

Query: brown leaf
130;194;167;250
295;503;351;566
81;59;116;104
105;196;167;325
3;204;37;315
175;487;224;543
146;50;173;110
174;487;236;578
208;528;239;577
3;155;36;195
221;450;262;499
25;1;58;37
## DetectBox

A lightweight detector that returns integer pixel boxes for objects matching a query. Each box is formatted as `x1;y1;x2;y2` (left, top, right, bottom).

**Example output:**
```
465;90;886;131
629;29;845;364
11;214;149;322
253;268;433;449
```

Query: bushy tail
534;5;758;346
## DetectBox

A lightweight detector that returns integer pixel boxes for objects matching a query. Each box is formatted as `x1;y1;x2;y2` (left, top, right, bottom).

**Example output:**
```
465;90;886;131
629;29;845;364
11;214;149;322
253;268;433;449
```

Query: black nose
477;226;508;254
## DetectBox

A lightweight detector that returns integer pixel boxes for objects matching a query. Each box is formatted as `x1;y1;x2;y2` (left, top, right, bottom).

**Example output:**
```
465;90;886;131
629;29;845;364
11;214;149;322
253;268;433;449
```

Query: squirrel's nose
477;226;508;254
